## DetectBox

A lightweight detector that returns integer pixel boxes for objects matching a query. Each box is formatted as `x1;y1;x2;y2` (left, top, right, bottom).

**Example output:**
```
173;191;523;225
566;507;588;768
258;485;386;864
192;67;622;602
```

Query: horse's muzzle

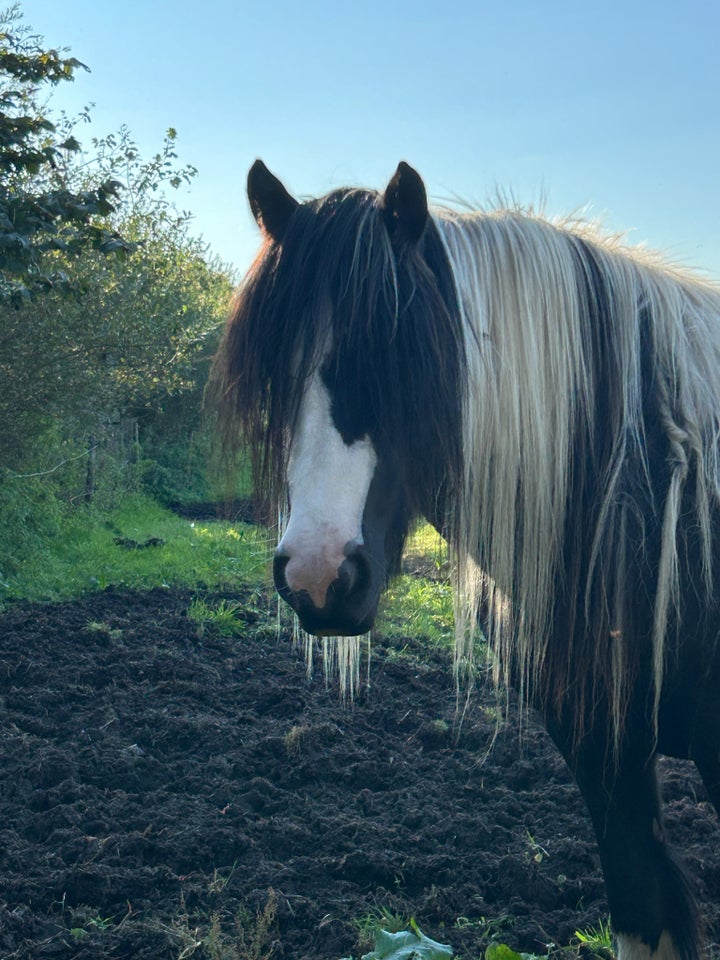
273;548;378;636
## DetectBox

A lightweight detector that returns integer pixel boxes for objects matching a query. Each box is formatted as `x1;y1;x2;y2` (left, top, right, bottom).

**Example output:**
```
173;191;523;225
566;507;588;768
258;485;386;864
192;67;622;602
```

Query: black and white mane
216;164;720;736
212;160;720;960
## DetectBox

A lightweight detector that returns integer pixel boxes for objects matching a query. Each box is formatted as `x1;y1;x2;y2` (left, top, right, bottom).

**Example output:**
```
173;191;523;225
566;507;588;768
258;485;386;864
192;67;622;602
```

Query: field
1;508;719;959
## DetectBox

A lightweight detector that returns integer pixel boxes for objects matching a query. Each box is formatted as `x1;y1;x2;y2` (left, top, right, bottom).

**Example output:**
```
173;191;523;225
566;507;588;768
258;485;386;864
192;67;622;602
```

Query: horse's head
272;370;411;636
214;161;465;637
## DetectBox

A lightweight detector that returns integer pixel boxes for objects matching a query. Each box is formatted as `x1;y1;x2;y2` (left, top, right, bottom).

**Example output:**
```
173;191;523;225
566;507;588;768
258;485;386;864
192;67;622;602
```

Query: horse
211;159;720;960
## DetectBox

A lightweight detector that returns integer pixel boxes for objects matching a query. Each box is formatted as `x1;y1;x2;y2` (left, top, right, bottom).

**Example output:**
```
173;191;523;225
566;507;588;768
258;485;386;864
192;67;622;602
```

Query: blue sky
16;0;720;276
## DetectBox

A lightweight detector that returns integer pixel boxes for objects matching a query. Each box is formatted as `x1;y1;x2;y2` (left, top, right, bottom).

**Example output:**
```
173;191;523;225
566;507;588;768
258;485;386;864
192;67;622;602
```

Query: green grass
376;524;455;647
573;919;614;957
0;481;459;667
1;501;458;655
0;493;273;606
404;523;449;569
188;597;250;637
352;906;411;949
378;574;455;647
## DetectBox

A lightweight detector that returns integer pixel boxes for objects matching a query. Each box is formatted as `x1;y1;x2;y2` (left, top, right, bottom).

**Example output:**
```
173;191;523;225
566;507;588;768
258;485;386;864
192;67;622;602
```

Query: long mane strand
437;206;720;743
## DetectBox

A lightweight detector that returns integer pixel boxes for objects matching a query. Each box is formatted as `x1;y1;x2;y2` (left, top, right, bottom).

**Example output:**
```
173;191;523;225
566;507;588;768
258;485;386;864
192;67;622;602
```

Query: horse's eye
319;364;370;445
328;392;371;446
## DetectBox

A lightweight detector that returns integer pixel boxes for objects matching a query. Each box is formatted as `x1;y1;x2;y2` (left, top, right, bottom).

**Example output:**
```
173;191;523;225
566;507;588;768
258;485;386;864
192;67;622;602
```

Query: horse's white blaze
616;931;679;960
277;373;377;608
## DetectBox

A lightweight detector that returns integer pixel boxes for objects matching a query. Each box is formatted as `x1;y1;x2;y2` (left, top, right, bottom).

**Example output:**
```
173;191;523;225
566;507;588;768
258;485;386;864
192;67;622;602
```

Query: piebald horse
212;160;720;960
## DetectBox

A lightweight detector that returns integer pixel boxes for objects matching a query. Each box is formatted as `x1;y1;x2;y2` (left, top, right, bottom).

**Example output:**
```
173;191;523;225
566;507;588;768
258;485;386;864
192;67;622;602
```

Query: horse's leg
547;722;700;960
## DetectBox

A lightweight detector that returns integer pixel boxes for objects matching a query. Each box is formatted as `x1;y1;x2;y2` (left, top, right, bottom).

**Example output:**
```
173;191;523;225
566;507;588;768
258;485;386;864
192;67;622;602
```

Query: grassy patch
573;919;614;958
1;493;273;606
403;523;449;572
378;574;455;648
2;500;460;668
376;524;454;648
188;597;249;637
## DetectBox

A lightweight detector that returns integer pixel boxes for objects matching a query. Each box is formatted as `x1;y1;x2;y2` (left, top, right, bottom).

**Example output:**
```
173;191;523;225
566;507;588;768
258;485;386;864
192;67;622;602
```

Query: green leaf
58;135;81;152
360;922;453;960
485;944;525;960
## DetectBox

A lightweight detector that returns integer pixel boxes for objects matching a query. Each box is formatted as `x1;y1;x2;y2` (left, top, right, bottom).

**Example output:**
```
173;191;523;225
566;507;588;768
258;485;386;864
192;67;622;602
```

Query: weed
403;524;449;574
188;598;247;638
283;724;312;757
378;575;454;648
525;831;549;864
68;909;115;939
141;893;202;958
204;889;278;960
573;919;614;958
454;912;515;941
208;863;238;896
84;620;123;641
352;906;411;949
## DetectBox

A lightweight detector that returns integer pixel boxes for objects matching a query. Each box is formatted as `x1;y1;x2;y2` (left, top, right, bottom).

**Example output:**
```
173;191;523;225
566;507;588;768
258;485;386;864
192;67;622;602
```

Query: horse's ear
247;159;299;241
382;161;428;244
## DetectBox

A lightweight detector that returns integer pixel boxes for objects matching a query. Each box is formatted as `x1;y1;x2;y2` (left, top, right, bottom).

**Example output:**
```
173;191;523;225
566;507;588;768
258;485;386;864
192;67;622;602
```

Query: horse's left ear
247;159;299;241
382;161;428;244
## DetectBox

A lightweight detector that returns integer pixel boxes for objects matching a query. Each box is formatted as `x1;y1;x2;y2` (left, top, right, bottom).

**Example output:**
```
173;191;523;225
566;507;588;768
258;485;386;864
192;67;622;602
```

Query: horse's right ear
382;161;428;244
247;160;299;241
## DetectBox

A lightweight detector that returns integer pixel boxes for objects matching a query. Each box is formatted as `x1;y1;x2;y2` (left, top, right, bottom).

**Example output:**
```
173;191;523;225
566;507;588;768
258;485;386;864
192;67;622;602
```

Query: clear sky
16;0;720;277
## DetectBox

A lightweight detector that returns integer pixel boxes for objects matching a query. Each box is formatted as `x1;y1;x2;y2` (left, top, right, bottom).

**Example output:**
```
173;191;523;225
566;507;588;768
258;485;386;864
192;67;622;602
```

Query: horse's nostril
338;548;370;599
273;553;290;595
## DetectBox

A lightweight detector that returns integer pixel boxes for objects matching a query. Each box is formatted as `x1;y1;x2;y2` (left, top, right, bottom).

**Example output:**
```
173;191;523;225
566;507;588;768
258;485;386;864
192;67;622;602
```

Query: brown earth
1;586;719;959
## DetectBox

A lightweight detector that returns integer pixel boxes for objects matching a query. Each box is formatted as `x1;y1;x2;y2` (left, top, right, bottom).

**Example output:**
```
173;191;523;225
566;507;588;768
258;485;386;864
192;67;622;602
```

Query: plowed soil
1;587;719;959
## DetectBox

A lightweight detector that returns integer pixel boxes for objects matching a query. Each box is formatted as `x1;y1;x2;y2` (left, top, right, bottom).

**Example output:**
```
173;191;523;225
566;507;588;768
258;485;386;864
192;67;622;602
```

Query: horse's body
213;160;720;960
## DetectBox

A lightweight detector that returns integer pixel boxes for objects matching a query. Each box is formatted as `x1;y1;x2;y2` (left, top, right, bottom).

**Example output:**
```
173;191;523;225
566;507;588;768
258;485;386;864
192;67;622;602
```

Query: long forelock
212;187;466;521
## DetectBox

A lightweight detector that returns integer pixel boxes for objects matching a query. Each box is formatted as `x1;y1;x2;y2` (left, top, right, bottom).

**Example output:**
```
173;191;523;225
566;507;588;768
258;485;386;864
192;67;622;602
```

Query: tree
0;123;234;466
0;5;133;305
0;8;237;589
0;9;235;476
